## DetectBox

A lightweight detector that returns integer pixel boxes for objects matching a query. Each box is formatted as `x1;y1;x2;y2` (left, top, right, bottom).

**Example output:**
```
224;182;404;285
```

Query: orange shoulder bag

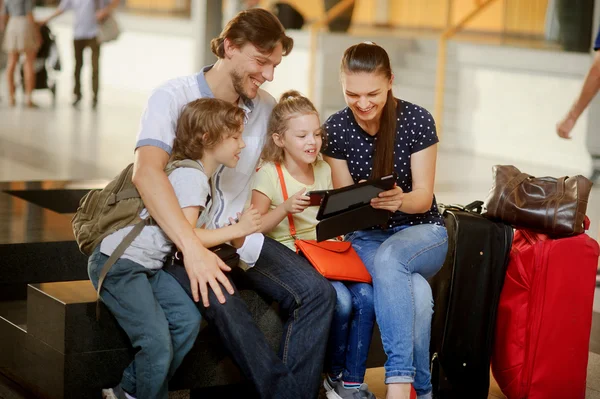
275;163;372;283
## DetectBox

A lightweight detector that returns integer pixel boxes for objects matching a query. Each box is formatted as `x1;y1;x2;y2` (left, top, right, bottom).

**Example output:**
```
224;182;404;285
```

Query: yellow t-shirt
252;160;333;251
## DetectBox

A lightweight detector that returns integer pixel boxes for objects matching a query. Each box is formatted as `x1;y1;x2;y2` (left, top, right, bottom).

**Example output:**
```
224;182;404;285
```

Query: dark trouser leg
163;261;302;399
73;39;85;97
90;38;100;100
236;237;337;398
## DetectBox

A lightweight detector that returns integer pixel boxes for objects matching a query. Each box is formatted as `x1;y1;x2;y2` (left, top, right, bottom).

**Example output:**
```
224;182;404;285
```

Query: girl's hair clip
363;41;375;45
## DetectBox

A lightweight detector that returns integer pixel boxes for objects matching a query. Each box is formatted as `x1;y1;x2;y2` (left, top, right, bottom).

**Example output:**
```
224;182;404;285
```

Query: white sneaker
101;388;119;399
101;385;132;399
324;374;340;392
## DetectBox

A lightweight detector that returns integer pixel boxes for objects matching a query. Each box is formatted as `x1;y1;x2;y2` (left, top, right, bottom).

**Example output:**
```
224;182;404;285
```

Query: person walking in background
556;26;600;140
41;0;119;108
1;0;41;107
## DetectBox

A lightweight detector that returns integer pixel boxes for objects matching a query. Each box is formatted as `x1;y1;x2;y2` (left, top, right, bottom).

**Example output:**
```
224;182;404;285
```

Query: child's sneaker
102;385;132;399
326;382;376;399
324;374;340;392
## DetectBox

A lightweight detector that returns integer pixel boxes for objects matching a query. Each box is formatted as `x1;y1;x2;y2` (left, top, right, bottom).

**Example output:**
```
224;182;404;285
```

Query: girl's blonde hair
261;90;324;164
170;98;246;162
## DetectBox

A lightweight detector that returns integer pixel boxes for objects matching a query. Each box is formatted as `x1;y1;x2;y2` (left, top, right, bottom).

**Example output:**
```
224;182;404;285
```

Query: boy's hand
236;204;262;236
284;188;310;214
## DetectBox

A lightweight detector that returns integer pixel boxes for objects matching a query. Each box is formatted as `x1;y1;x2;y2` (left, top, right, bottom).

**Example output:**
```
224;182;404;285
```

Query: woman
1;0;40;107
323;42;448;399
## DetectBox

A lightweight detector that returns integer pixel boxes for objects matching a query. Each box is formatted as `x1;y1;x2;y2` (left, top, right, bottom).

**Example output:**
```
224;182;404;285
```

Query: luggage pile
430;165;598;399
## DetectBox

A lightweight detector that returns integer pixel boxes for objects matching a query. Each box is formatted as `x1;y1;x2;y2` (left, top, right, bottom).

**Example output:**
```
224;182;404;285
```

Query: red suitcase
492;221;599;399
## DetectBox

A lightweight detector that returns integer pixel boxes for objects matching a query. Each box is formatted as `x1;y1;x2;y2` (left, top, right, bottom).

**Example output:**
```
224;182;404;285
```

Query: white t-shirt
135;65;276;267
100;166;210;269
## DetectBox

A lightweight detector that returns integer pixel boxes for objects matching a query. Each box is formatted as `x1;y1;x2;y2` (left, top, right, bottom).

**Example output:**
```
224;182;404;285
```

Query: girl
251;90;376;399
323;42;448;399
1;0;41;107
88;98;261;399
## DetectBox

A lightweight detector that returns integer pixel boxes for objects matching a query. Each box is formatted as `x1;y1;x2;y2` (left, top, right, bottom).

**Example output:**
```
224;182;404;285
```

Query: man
123;8;335;399
42;0;119;108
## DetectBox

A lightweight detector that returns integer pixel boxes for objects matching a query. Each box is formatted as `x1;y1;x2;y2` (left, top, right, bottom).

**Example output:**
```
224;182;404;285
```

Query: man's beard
230;69;251;104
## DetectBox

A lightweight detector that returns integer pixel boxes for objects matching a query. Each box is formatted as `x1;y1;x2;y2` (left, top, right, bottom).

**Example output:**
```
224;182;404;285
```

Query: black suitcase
429;201;513;398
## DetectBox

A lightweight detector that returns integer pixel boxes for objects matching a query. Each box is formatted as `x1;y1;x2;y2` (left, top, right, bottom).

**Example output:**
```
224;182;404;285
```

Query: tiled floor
1;65;600;398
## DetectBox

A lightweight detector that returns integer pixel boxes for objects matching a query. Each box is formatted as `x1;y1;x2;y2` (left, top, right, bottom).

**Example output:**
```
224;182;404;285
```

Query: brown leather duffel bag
483;165;593;236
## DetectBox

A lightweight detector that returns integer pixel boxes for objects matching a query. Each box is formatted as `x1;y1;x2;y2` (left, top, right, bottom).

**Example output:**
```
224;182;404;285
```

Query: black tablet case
315;175;395;241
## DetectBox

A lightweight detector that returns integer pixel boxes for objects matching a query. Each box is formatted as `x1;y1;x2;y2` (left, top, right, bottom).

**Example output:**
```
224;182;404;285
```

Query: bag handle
496;172;530;217
275;163;298;238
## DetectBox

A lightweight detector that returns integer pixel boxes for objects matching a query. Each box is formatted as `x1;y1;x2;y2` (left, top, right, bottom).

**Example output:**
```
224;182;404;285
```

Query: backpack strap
107;188;141;205
95;158;205;318
96;217;155;318
165;159;205;175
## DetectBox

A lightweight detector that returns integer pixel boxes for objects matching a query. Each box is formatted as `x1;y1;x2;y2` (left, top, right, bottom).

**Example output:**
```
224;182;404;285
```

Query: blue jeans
326;281;375;383
88;248;201;399
164;236;336;399
347;224;448;396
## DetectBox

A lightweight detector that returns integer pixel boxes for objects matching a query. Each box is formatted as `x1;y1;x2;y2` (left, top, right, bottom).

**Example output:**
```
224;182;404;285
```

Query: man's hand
283;188;310;214
557;114;577;139
236;204;262;236
182;236;235;307
371;185;404;212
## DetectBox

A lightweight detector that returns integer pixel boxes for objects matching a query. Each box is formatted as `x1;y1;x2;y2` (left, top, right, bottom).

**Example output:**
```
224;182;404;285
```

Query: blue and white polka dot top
323;99;444;230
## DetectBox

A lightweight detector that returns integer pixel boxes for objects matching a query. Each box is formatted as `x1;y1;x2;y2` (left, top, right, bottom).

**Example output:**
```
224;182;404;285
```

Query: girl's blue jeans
325;280;375;383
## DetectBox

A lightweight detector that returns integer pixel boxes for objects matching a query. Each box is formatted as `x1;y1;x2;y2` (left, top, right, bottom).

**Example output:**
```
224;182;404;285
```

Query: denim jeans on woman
88;247;201;399
346;223;448;398
325;281;376;383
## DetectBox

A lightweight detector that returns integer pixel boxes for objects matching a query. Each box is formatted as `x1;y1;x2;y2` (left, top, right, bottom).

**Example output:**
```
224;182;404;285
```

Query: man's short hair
210;8;294;58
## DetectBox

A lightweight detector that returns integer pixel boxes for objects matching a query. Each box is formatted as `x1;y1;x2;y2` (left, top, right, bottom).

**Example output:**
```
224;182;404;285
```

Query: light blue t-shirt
58;0;109;40
100;165;210;270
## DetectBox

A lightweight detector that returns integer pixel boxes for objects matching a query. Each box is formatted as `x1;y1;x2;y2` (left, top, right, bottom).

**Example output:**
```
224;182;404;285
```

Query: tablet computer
316;173;397;221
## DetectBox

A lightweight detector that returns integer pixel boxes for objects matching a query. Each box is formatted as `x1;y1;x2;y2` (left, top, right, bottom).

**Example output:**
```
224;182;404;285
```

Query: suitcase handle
440;200;484;214
584;216;590;231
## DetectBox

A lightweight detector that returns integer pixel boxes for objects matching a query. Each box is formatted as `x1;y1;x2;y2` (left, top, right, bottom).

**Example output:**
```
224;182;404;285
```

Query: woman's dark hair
341;42;396;179
211;8;294;59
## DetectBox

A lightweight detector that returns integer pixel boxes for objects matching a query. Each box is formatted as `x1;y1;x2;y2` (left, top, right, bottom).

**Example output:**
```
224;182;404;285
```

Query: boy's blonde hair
261;90;324;164
171;98;246;162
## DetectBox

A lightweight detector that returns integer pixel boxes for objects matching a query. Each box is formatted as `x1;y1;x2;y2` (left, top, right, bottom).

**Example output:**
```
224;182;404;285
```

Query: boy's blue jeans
88;247;201;399
347;224;448;396
325;281;376;383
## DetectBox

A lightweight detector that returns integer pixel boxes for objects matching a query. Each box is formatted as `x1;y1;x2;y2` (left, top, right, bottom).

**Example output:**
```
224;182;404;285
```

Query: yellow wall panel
504;0;548;35
451;0;505;32
267;0;548;36
390;0;447;28
353;0;375;25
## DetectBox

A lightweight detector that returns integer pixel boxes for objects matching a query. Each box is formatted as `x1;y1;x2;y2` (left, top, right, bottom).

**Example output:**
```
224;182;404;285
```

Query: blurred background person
41;0;119;108
1;0;41;107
